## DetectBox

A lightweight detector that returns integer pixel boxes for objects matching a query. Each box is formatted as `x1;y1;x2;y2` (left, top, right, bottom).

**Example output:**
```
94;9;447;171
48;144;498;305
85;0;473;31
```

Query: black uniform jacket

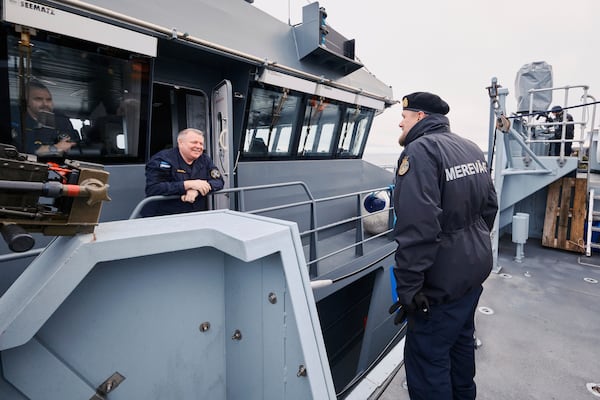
144;147;224;216
550;112;575;140
393;114;498;306
19;112;79;154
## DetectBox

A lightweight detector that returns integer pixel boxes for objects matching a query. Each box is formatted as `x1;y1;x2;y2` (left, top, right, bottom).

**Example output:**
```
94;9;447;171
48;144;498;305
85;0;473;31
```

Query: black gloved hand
388;293;430;325
413;292;430;314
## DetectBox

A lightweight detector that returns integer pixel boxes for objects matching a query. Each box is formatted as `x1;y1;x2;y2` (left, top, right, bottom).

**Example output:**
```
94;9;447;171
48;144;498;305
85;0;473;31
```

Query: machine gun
0;143;110;252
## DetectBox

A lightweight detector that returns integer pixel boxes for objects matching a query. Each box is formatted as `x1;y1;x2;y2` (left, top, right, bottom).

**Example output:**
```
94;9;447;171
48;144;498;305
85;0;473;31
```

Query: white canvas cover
515;61;553;113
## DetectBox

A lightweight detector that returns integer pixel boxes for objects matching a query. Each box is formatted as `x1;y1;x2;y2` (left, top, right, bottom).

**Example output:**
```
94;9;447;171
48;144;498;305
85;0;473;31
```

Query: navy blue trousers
404;285;483;400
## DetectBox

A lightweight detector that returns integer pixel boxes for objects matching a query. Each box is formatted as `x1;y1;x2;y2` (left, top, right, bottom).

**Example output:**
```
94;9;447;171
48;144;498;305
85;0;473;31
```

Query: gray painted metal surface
57;0;393;100
0;211;336;399
381;237;600;400
0;1;401;397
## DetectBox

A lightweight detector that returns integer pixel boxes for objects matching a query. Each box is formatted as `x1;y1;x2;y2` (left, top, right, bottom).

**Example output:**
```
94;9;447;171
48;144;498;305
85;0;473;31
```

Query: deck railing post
355;195;364;257
309;200;318;277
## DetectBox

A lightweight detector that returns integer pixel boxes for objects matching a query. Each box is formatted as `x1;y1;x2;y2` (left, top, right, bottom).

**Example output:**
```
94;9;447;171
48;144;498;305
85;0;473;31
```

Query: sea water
363;151;399;171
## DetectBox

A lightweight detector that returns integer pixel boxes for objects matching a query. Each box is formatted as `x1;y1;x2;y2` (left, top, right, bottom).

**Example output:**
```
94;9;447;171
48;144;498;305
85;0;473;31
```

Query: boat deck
379;236;600;400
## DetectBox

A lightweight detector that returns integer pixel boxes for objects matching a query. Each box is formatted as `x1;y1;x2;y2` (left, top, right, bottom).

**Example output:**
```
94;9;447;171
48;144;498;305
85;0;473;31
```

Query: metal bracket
90;372;126;400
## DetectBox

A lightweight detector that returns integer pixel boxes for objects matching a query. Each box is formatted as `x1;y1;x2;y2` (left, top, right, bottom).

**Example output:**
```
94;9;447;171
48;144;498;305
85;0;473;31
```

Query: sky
252;0;600;159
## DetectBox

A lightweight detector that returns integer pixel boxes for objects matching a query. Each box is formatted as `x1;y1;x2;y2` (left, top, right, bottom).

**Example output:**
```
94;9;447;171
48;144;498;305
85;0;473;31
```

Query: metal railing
524;85;593;164
130;182;395;277
1;182;396;274
0;247;44;263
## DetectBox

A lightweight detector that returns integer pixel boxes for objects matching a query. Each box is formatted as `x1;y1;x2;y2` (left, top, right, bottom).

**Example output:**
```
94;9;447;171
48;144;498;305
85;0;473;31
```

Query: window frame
1;27;152;164
239;82;375;161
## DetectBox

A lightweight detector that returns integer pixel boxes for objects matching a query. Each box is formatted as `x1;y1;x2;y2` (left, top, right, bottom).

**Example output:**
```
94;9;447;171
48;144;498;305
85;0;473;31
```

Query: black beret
402;92;450;115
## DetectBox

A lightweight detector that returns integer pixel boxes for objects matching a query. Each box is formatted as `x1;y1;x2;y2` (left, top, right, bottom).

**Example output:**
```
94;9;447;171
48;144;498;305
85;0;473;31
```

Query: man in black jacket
21;80;79;156
390;92;498;400
144;128;224;216
549;105;574;156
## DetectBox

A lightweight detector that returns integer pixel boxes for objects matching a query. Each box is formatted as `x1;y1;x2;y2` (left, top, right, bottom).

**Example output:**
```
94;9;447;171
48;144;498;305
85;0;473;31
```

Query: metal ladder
585;188;600;256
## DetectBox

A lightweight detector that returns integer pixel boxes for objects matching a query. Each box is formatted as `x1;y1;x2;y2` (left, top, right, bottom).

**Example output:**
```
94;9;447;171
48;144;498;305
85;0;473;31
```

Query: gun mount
0;144;110;252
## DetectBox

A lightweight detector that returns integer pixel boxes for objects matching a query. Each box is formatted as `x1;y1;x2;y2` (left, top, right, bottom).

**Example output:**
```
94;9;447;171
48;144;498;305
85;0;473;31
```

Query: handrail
4;181;394;275
2;183;396;283
306;223;393;266
128;195;180;219
525;84;590;163
583;95;597;193
130;182;395;277
220;184;395;276
128;181;314;219
0;247;44;263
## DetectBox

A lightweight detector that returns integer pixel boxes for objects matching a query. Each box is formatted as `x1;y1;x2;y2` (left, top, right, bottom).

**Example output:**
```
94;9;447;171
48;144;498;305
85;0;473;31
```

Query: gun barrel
0;180;64;197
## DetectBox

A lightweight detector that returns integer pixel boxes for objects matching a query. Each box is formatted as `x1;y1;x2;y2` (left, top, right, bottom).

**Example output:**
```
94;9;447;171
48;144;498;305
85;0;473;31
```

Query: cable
506;100;600;120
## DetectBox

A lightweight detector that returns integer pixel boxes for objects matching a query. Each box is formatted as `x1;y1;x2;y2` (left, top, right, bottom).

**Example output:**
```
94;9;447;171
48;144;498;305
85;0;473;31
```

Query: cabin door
211;80;233;209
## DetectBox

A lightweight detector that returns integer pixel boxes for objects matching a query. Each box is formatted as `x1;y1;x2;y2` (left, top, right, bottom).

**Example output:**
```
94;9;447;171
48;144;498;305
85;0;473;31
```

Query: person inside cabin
143;128;224;217
389;92;498;400
18;80;79;156
548;105;575;156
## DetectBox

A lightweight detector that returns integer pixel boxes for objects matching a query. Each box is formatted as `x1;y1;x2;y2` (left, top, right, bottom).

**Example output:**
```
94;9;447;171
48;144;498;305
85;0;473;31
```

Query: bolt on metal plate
90;372;125;400
199;322;210;332
268;292;277;304
297;364;307;377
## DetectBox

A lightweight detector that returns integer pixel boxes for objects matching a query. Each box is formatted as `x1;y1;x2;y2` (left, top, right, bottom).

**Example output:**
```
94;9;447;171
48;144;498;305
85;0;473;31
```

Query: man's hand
55;138;76;152
388;293;430;325
181;189;199;203
185;179;212;196
413;292;430;314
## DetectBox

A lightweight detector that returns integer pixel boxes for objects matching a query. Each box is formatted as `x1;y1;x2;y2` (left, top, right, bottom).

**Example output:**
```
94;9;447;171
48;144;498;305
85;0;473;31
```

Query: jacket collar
404;114;450;146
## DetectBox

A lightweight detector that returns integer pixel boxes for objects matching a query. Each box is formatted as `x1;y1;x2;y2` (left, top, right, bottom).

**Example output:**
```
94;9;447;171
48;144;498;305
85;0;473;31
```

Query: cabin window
242;87;302;157
2;31;151;162
148;84;208;156
297;98;342;157
337;107;374;157
241;84;375;160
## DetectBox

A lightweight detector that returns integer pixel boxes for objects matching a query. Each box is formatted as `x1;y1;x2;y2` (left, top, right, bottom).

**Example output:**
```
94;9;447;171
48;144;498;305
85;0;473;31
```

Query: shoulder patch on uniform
398;156;410;176
159;161;171;169
210;168;222;179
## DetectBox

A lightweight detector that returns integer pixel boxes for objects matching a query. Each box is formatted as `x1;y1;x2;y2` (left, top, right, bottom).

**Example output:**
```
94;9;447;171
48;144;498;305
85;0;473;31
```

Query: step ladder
585;188;600;256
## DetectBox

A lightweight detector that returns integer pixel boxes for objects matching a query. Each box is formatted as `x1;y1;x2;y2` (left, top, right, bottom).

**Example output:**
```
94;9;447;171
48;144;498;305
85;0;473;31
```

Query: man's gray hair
178;128;204;139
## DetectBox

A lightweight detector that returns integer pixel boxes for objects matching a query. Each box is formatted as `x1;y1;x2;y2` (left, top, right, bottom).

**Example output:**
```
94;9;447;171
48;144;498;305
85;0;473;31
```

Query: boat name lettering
20;1;56;15
445;160;487;181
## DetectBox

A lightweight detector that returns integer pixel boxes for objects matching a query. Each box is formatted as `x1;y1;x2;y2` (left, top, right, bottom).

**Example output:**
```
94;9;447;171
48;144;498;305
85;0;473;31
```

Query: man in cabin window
548;105;575;156
19;80;79;156
143;128;224;216
389;92;498;400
